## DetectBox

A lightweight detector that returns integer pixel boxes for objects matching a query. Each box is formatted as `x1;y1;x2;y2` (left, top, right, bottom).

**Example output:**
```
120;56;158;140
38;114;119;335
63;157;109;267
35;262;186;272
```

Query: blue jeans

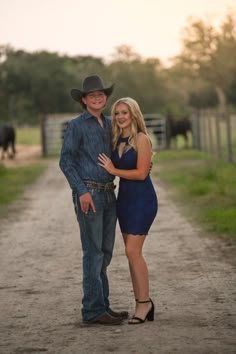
73;188;117;321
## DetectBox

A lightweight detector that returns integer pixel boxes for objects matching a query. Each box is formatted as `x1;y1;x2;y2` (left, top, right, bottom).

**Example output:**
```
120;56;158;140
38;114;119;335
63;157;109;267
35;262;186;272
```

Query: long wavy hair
111;97;150;151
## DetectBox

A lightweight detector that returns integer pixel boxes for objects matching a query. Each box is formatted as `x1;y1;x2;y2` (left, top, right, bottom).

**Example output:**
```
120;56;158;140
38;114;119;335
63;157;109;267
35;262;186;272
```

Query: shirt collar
83;110;106;122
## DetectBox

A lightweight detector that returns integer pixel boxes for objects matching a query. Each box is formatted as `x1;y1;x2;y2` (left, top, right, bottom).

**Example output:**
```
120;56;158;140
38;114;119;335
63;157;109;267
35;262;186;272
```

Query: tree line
0;12;235;125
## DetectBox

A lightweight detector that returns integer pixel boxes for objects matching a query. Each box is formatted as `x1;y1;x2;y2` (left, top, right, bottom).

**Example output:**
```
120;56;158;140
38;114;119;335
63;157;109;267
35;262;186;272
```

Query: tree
175;12;236;111
0;46;108;123
111;44;141;62
108;45;168;113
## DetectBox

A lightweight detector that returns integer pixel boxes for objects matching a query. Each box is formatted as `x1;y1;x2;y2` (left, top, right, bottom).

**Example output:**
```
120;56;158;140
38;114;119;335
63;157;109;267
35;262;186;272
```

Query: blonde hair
111;97;150;151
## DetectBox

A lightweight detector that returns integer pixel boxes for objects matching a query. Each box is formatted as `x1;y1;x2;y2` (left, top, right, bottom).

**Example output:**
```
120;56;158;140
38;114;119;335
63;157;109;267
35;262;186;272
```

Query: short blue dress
112;136;158;235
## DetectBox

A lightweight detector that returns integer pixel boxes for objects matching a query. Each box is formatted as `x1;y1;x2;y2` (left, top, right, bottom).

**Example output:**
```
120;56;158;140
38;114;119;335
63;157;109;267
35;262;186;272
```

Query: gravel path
0;162;235;354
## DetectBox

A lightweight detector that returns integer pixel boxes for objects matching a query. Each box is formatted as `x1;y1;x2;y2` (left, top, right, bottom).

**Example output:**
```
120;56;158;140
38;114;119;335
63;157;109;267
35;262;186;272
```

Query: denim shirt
59;110;114;197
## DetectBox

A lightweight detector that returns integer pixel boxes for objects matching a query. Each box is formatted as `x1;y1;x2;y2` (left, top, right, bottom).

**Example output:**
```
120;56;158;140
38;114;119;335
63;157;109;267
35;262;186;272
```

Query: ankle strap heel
128;298;155;324
137;299;154;321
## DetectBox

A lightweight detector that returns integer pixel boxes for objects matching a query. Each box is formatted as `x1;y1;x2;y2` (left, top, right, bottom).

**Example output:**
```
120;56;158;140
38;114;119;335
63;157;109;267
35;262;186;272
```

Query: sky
0;0;236;64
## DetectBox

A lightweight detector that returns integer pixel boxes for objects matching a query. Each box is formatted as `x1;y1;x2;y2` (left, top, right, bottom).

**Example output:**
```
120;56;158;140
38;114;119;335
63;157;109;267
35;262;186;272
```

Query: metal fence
40;111;236;164
40;113;167;156
191;110;236;163
143;113;167;151
40;113;75;156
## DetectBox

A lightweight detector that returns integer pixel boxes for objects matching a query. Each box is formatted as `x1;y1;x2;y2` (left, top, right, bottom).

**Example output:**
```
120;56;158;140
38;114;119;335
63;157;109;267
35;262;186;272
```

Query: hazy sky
0;0;235;64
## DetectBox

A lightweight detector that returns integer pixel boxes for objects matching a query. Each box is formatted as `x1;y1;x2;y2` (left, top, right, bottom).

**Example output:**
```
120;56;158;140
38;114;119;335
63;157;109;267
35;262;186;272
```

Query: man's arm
59;120;88;197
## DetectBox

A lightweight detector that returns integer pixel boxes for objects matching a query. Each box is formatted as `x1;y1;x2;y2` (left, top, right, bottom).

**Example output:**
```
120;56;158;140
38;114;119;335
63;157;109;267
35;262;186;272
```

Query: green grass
154;149;236;240
0;125;47;216
0;162;48;215
16;126;41;145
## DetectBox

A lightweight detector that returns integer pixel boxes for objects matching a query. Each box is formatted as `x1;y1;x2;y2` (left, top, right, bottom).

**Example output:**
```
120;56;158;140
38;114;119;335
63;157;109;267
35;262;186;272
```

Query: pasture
0;126;47;216
16;126;41;145
154;149;236;239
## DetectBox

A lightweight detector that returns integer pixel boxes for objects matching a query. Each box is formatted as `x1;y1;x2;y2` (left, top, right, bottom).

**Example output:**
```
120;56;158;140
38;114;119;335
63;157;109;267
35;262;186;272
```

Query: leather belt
84;180;116;192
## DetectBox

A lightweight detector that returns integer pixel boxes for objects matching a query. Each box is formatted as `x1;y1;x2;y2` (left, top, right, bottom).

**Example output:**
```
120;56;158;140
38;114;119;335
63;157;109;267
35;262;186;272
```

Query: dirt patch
0;163;235;354
0;144;41;167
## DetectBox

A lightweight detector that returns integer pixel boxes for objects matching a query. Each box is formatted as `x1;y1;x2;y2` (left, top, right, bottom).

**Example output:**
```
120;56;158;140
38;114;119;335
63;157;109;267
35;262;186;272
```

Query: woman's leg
123;233;138;303
124;234;152;320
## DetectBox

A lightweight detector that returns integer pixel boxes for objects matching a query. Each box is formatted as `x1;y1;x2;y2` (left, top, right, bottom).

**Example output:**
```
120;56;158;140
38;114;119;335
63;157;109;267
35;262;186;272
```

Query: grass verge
0;126;49;216
153;149;236;240
0;162;48;209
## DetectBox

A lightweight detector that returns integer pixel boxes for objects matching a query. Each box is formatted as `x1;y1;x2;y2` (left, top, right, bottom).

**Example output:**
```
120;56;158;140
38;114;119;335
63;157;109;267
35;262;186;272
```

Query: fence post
207;112;214;155
201;110;208;153
40;114;47;157
225;112;233;163
215;112;222;159
191;110;201;149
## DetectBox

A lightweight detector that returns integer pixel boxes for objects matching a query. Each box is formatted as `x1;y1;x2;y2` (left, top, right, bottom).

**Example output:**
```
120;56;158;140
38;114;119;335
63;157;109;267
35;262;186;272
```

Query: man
59;75;128;325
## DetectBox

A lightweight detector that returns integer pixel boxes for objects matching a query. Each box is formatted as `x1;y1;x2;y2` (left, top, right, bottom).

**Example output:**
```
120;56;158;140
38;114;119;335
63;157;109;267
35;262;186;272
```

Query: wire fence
40;110;236;164
40;114;73;156
191;110;236;163
40;113;167;156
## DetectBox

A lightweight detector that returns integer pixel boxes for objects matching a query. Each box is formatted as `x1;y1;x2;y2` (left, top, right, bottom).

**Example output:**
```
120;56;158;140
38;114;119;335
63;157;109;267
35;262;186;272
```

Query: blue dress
112;136;158;235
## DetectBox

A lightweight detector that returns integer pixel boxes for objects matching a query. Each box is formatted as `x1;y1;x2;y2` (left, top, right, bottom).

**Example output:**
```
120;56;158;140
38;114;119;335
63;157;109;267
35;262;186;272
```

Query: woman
98;97;158;325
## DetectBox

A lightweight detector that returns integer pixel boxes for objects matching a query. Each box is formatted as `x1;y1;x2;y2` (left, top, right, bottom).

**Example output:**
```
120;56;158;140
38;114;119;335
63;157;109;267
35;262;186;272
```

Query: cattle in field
166;114;192;149
0;125;16;159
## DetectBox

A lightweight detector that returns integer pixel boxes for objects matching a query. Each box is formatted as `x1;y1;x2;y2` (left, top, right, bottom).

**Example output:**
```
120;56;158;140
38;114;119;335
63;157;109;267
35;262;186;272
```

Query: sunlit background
0;0;235;165
1;0;236;63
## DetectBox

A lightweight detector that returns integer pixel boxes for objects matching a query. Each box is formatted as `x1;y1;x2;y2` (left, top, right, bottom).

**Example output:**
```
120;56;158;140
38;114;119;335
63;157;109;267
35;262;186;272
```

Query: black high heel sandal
128;298;154;325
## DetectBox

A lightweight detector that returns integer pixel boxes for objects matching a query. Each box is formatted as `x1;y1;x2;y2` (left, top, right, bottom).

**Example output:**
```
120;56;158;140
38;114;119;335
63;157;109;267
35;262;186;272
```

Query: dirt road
0;162;235;354
1;145;41;168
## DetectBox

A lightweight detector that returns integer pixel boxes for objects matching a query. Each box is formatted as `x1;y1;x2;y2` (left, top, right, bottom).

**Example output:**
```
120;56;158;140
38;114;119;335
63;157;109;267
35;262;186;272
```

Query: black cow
0;125;16;159
166;114;191;149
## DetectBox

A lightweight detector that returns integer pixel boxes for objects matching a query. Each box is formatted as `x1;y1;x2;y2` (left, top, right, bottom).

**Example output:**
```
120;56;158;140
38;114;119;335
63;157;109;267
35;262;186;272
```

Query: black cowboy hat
71;75;115;103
